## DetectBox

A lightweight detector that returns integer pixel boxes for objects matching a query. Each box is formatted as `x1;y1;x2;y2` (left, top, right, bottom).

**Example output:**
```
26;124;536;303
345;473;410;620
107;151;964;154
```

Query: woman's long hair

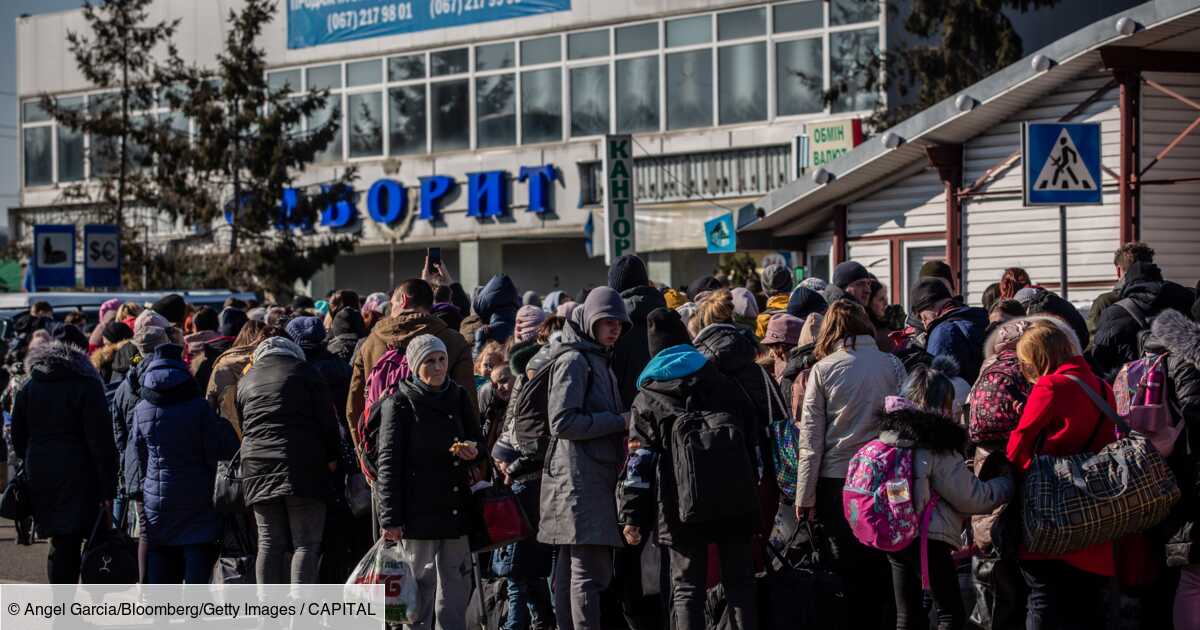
1016;319;1078;383
999;267;1032;300
813;300;876;361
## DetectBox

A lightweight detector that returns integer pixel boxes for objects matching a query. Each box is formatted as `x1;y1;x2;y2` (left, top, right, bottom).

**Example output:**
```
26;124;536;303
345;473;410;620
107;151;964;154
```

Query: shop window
830;0;880;26
522;68;562;144
667;15;711;48
568;30;609;60
57;96;85;182
476;74;516;148
808;253;830;283
268;69;301;92
521;36;561;66
306;64;342;91
666;49;712;130
389;85;427;155
776;38;823;116
719;42;766;124
23;126;52;187
308;99;343;163
430;80;469;152
903;243;947;310
718;8;766;40
388;55;426;81
348;91;383;157
831;28;880;113
570;65;609;137
616;23;658;54
431;49;469;77
616;56;659;133
476;42;515;71
347;59;382;87
774;2;823;33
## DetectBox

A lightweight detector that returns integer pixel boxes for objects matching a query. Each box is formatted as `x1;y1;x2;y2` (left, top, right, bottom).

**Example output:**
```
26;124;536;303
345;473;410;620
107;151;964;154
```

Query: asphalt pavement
0;518;48;583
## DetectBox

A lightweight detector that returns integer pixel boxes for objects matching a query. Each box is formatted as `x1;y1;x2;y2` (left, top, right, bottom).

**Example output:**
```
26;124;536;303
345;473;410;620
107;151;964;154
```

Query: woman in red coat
1006;319;1117;630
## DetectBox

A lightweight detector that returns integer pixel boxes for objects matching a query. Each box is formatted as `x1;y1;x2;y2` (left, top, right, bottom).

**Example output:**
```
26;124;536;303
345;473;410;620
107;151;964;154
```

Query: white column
459;240;504;295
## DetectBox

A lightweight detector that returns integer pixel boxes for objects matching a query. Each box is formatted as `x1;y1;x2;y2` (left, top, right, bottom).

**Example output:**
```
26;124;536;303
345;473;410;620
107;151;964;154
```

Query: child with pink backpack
844;359;1013;629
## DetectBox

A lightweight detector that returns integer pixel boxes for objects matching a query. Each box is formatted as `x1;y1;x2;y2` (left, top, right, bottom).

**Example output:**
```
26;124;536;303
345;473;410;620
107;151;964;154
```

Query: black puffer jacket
376;378;482;539
1088;262;1195;380
109;341;141;386
236;338;342;505
610;286;668;410
618;355;758;546
1148;310;1200;566
778;343;817;411
307;345;353;430
10;341;118;538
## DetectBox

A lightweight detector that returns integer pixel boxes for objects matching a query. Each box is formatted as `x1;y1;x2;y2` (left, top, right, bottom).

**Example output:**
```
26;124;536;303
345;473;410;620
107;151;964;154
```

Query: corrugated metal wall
962;72;1121;305
847;240;892;292
1140;72;1200;289
845;164;947;239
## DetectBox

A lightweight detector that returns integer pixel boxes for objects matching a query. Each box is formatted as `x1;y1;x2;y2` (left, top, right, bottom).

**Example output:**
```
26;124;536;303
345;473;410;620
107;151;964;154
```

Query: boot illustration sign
31;224;76;288
1022;122;1103;206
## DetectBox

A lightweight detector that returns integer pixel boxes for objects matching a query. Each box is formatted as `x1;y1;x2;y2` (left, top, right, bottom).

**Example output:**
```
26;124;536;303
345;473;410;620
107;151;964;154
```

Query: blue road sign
705;214;737;254
1022;122;1103;206
84;224;121;288
32;225;75;288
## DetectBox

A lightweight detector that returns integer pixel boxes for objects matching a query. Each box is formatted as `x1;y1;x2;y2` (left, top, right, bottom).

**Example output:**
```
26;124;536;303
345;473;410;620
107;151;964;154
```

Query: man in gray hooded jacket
538;286;631;630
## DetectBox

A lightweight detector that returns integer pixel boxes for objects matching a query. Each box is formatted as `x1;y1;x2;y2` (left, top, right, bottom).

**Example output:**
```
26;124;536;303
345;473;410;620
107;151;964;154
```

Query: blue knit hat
285;316;326;350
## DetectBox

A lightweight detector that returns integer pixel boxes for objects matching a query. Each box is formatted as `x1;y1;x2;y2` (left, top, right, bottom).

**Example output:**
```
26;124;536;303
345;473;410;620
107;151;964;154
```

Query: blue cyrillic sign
288;0;573;49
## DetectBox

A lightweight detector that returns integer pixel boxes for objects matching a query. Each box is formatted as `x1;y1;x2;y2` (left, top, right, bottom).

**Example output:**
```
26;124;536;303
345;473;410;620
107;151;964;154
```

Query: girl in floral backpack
846;358;1014;630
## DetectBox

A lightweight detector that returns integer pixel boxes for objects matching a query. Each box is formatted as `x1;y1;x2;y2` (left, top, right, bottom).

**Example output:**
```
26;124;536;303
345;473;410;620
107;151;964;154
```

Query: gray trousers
552;545;613;630
252;496;326;585
404;537;472;630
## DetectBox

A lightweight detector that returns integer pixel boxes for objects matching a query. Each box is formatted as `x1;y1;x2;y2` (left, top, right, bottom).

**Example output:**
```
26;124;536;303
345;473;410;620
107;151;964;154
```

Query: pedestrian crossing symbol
1023;122;1103;206
705;213;737;254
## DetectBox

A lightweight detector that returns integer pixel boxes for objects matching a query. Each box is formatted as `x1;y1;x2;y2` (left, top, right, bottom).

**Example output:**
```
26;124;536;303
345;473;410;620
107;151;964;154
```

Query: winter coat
131;347;238;545
538;299;630;547
327;333;360;364
109;342;141;386
189;336;234;394
693;323;787;445
91;339;132;384
1086;284;1121;337
205;344;255;437
925;305;990;384
500;343;557;482
877;406;1013;548
1149;310;1200;566
473;274;521;355
376;378;482;539
610;285;667;411
347;311;477;445
755;293;790;339
184;330;222;366
10;342;118;538
1088;262;1196;380
306;345;353;430
1025;290;1090;350
796;335;906;508
112;356;151;496
618;347;758;546
236;339;342;505
779;343;818;418
1006;355;1118;576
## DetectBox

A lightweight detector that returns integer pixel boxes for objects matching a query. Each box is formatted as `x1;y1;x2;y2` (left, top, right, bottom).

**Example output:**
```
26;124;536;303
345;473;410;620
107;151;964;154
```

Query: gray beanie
406;334;448;375
133;325;169;356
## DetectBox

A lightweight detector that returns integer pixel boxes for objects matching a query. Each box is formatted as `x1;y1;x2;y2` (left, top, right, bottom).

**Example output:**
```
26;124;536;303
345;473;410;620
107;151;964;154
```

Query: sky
0;0;86;237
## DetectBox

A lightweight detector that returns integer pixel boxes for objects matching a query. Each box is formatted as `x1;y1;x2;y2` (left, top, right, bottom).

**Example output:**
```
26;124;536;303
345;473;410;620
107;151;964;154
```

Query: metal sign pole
1059;204;1069;300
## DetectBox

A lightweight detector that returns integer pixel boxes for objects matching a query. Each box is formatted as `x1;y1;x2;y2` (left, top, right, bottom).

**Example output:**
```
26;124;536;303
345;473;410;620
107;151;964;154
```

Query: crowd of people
0;240;1198;630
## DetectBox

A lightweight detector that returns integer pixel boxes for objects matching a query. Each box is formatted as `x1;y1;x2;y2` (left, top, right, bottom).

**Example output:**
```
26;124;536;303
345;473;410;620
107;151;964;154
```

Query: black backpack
671;409;758;524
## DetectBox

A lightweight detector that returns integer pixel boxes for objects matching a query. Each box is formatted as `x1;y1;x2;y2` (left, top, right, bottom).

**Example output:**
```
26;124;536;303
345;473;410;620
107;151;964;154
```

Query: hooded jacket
754;293;790;339
347;311;477;445
610;285;668;410
236;337;342;505
618;345;758;546
925;305;990;384
327;307;369;364
473;274;522;354
795;335;906;508
189;336;235;394
92;338;132;384
376;377;482;540
1148;309;1200;565
10;341;118;538
1088;262;1196;380
693;323;787;454
132;346;238;545
205;344;256;437
878;404;1013;548
538;288;631;547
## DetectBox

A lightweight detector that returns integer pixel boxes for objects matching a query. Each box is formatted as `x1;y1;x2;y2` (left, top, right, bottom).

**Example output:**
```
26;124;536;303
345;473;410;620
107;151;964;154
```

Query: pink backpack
844;440;941;587
1112;353;1181;456
356;346;412;483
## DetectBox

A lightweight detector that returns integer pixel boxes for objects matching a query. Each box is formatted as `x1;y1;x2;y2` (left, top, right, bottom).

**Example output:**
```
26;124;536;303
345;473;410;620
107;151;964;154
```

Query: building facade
14;0;1144;296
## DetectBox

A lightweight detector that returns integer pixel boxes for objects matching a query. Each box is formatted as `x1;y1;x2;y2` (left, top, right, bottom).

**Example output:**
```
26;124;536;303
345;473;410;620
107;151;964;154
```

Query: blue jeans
147;543;217;584
504;577;553;630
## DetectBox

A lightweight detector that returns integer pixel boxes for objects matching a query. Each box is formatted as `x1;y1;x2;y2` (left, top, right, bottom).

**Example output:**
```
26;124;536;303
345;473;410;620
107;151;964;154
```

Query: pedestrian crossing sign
705;213;737;254
1022;122;1103;206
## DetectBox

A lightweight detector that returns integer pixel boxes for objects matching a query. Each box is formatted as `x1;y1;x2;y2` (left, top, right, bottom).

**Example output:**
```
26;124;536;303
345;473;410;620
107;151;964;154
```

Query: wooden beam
832;205;847;266
1117;68;1141;243
1101;47;1200;74
925;144;964;293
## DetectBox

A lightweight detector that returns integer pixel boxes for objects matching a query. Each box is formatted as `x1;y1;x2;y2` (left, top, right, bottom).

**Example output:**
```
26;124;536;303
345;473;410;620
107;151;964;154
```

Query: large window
21;2;885;187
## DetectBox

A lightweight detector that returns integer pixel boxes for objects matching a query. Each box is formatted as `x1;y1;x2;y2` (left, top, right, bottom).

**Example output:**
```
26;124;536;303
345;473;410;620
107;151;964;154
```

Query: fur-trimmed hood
28;340;103;382
1150;308;1200;365
878;407;967;453
91;338;132;372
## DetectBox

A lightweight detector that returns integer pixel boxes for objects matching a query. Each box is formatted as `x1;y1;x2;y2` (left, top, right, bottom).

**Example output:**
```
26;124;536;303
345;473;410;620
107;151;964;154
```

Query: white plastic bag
344;538;420;625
